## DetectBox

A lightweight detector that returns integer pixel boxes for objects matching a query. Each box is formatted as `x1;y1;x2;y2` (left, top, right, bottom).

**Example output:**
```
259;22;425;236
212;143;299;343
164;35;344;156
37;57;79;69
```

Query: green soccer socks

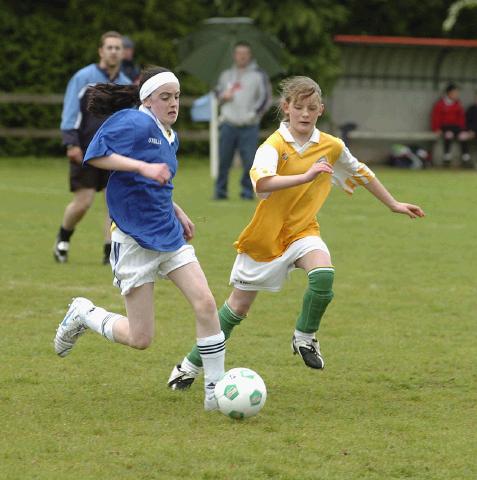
295;267;334;334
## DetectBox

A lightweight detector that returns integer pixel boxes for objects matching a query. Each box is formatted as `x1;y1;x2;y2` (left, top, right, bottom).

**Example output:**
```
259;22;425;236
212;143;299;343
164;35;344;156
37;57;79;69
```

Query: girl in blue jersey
53;67;225;410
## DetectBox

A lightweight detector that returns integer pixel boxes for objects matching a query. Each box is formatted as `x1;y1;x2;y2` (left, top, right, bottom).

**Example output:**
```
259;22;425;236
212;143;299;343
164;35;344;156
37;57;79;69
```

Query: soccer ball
214;367;267;419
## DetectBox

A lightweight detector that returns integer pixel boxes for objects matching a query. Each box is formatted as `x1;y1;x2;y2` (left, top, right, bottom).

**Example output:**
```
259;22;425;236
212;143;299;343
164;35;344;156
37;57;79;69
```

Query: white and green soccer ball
214;368;267;419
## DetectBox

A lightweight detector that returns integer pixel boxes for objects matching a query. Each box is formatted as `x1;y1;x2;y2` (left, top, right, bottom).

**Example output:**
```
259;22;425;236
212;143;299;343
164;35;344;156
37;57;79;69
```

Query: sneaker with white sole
167;363;199;390
204;383;218;411
54;297;94;357
53;238;69;263
292;335;325;369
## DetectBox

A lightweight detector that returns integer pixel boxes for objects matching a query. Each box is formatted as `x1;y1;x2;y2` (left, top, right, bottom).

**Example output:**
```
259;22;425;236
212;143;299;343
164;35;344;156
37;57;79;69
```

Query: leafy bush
0;0;346;156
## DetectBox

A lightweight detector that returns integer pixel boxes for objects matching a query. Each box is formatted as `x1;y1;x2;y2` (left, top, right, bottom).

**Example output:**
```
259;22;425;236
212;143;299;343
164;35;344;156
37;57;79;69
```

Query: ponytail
87;66;174;115
87;83;140;115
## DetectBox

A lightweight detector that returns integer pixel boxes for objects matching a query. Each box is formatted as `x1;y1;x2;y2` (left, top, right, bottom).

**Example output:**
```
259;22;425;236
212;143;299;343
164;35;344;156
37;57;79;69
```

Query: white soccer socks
82;304;123;342
197;331;225;410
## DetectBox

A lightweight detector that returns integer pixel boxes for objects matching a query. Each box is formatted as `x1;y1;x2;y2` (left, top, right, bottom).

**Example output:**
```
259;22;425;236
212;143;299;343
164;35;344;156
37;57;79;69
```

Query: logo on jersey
281;152;288;161
148;137;161;145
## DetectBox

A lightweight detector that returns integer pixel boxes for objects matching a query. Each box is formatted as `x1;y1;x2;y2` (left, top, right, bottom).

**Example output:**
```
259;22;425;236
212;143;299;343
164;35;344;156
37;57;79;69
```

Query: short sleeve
84;113;135;163
332;142;376;194
250;144;279;199
60;71;87;131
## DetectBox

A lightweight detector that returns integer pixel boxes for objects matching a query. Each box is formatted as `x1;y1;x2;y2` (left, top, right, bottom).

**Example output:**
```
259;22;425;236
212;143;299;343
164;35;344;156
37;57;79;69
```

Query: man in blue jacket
54;31;132;264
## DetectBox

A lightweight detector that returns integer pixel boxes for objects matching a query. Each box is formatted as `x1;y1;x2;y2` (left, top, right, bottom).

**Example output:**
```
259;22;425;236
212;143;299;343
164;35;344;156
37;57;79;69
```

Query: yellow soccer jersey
234;122;375;262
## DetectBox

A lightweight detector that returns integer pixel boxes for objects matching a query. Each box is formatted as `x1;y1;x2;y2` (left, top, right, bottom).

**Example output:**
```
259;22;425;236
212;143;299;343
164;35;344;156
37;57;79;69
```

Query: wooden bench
347;130;438;142
344;130;477;166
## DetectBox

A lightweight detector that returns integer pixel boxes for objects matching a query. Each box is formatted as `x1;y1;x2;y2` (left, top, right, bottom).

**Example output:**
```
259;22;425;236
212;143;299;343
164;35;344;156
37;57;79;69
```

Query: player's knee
73;191;95;210
308;268;335;300
227;290;255;316
71;199;93;215
229;298;251;317
78;205;91;216
194;292;217;318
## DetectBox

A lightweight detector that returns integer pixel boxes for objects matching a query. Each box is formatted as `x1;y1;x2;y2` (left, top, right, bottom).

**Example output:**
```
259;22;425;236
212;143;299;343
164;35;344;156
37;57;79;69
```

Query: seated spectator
431;83;471;167
465;92;477;168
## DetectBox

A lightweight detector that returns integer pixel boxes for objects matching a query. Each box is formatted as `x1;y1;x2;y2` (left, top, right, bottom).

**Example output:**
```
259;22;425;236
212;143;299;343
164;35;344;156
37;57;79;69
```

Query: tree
210;0;348;92
443;0;477;35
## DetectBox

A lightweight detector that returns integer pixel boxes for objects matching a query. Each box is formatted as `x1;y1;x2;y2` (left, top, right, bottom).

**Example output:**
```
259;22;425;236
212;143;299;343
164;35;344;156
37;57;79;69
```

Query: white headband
139;72;180;101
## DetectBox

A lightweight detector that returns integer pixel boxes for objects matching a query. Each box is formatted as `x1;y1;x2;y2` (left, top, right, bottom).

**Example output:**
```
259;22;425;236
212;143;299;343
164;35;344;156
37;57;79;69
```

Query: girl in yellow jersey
168;76;424;389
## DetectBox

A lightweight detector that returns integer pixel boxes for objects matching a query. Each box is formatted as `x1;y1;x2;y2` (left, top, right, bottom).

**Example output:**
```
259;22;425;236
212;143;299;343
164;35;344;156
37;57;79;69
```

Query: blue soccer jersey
84;108;185;252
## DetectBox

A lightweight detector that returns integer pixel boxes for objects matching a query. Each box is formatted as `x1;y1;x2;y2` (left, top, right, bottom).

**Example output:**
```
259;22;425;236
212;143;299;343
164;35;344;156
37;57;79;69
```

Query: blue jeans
215;122;259;199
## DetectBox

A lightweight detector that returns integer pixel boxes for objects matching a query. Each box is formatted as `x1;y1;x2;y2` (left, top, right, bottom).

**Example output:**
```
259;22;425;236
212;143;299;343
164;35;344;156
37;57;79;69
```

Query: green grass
0;157;476;479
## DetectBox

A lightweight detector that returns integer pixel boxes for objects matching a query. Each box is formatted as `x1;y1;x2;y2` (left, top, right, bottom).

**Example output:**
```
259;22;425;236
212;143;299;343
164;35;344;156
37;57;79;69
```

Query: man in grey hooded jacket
214;42;271;200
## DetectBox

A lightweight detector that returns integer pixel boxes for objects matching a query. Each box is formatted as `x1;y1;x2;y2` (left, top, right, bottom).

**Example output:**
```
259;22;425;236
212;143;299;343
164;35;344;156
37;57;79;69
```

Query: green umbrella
177;17;286;86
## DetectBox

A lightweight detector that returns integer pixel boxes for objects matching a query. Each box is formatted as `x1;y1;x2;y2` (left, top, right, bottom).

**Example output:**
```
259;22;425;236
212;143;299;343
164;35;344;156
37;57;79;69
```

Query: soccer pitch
0;157;475;479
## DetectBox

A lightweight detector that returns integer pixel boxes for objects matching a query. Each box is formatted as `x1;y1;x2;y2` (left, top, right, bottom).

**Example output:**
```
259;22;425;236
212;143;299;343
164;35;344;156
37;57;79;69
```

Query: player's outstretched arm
364;177;425;219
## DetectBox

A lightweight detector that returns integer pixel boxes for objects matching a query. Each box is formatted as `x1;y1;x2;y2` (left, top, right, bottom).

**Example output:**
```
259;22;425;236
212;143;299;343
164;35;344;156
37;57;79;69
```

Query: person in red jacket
431;83;471;167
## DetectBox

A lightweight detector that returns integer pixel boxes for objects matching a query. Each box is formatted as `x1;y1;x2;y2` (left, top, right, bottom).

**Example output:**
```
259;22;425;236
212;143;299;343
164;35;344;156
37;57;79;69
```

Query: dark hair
445;83;459;94
122;35;134;49
87;66;171;115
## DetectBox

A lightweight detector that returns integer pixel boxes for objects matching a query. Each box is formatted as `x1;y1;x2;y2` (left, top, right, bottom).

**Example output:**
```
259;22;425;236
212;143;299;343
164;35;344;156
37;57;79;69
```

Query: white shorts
230;236;330;292
110;232;198;296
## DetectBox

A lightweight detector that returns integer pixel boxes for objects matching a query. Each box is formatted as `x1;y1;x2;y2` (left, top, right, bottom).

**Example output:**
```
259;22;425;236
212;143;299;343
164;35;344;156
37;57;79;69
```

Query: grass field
0;157;475;480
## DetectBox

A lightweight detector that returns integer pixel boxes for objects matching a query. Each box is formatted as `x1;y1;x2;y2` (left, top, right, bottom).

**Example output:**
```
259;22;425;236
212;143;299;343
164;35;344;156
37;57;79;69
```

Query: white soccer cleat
54;297;94;357
53;238;70;263
204;383;218;411
167;363;199;390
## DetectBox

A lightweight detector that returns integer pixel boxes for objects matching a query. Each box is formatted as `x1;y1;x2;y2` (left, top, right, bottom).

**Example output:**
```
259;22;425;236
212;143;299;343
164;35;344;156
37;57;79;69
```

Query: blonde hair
278;76;323;120
99;31;123;47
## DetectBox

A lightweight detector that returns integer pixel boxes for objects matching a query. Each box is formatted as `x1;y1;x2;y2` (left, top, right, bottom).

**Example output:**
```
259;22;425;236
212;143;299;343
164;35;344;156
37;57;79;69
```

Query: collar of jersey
95;64;121;82
139;105;176;145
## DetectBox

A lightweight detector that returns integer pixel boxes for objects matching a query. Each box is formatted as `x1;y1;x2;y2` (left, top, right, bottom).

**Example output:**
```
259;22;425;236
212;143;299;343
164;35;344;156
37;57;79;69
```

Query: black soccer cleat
292;336;325;369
